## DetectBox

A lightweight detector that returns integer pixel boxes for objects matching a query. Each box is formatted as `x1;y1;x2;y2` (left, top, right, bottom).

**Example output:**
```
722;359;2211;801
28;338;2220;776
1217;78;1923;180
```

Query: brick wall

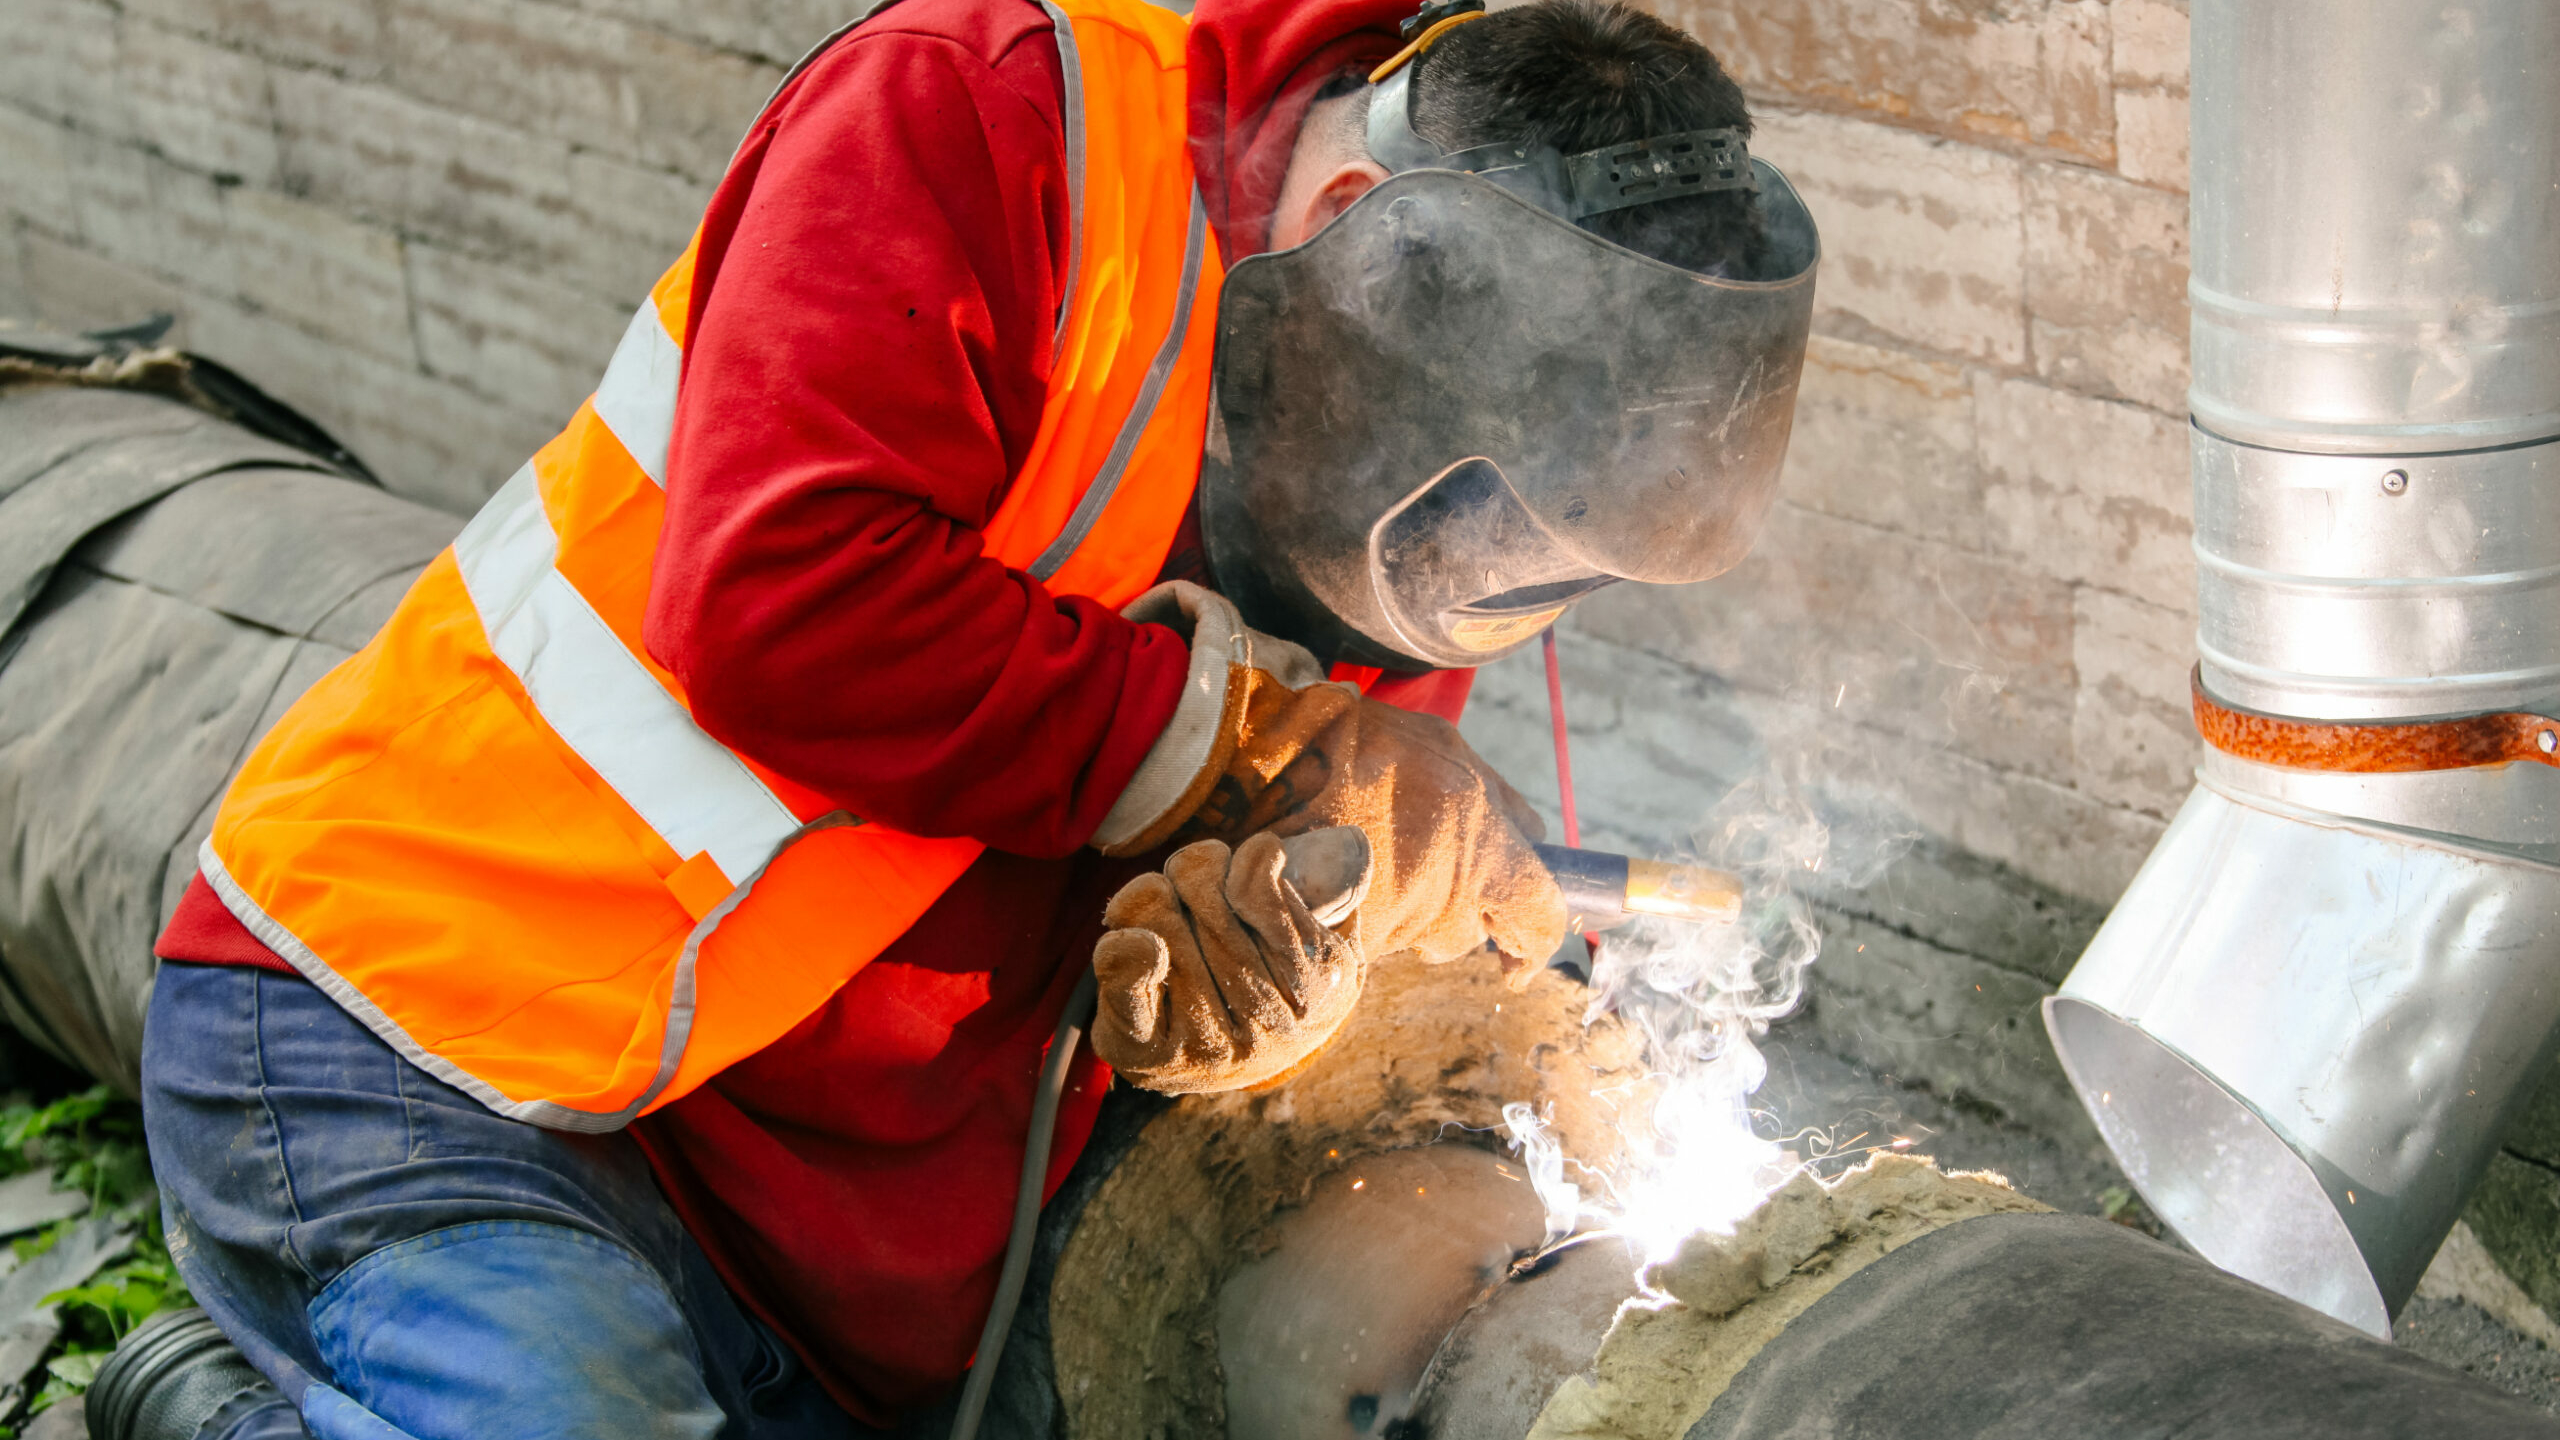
0;0;2196;1134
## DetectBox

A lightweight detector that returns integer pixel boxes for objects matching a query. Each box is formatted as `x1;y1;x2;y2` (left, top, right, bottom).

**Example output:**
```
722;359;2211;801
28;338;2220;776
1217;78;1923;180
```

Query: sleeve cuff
1090;581;1328;856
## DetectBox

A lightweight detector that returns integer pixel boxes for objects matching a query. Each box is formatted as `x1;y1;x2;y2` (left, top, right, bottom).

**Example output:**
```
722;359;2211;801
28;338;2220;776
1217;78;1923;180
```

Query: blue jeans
139;962;862;1440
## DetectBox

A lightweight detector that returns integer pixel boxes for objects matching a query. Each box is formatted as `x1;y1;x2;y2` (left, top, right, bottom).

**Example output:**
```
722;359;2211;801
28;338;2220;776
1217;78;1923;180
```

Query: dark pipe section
1687;1212;2560;1440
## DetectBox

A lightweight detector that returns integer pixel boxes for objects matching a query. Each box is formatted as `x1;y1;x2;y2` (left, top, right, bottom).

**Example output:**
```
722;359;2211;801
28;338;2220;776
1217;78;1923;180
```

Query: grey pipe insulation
1679;1213;2560;1440
1216;1150;2560;1440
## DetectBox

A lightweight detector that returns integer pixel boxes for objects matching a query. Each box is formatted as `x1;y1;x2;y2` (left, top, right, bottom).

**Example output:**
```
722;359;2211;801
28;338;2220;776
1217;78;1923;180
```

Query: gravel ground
1750;1026;2560;1418
2397;1297;2560;1412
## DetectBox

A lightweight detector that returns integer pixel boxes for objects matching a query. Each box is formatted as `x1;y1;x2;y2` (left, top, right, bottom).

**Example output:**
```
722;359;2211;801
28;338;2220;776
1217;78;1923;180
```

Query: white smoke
1500;1101;1595;1251
1506;752;1913;1269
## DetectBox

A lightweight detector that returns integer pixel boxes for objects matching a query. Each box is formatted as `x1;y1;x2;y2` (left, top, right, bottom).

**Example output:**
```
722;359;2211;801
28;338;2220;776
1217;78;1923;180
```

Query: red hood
1187;0;1410;261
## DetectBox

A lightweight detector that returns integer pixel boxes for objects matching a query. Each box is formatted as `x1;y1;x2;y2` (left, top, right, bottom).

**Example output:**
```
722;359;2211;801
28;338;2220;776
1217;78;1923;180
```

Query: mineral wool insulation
1530;1154;2050;1440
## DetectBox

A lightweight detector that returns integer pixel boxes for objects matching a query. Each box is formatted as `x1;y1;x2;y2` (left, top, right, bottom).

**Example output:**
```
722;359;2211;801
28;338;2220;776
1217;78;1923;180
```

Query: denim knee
306;1221;723;1440
143;963;849;1439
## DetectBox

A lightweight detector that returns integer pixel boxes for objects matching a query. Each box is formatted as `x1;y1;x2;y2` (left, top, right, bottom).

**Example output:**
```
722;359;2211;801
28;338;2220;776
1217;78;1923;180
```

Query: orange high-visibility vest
201;0;1223;1132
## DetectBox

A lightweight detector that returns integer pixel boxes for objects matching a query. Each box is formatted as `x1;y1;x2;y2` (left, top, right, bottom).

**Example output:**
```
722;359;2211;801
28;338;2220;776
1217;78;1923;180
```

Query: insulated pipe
1679;1213;2560;1440
2047;0;2560;1335
1212;1148;2560;1439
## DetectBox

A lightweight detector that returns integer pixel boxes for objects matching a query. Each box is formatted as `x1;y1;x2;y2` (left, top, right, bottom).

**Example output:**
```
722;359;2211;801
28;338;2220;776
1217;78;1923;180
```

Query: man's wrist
1090;582;1327;856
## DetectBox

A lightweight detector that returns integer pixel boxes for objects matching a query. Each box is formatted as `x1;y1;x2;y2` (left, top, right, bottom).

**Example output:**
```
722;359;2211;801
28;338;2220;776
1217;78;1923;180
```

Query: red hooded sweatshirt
155;0;1470;1419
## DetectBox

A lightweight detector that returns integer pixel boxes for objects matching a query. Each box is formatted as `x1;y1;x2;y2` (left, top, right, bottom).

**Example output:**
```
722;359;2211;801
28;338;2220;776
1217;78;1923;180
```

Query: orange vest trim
203;0;1224;1132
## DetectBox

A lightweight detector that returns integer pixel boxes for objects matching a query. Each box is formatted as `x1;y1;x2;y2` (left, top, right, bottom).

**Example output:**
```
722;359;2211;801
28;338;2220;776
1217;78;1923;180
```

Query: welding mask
1199;9;1820;671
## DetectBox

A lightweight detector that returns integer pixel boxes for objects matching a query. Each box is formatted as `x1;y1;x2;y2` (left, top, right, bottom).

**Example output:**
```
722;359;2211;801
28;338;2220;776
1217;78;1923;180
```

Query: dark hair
1408;0;1766;276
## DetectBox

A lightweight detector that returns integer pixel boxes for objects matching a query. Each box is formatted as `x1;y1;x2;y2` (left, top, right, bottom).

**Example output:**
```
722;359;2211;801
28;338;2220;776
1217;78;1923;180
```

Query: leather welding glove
1087;581;1334;856
1088;580;1564;985
1181;674;1566;986
1091;830;1366;1094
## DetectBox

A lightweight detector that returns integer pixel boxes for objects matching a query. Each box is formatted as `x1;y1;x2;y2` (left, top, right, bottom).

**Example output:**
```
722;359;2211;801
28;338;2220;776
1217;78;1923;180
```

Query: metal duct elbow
2046;0;2560;1335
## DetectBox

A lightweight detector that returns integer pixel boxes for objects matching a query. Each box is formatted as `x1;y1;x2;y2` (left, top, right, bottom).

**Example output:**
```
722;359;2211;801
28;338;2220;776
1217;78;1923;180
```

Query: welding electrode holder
1271;830;1739;937
1533;843;1743;932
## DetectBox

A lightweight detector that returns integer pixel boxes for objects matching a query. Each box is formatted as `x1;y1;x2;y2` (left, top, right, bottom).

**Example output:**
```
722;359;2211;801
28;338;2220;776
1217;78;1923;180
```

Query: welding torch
1275;829;1743;933
1533;843;1744;932
1278;828;1743;933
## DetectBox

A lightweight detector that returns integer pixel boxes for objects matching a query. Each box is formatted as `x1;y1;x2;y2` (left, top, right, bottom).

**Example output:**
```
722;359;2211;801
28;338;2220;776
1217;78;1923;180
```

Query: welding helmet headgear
1199;0;1820;670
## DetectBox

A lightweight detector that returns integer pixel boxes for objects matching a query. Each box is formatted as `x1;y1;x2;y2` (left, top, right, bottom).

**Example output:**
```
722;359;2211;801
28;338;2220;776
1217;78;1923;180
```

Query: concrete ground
1752;1027;2560;1416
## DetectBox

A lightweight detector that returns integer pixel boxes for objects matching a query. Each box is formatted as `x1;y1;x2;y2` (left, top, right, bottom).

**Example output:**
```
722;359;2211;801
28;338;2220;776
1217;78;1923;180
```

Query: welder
122;0;1815;1434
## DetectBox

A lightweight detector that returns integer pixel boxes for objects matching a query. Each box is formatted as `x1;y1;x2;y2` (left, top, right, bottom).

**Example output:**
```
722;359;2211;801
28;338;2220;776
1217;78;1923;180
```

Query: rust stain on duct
2193;667;2560;774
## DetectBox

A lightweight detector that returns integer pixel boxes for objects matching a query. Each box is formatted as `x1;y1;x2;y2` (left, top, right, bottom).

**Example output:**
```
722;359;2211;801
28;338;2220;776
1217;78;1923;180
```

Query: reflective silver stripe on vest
1039;0;1087;353
202;825;798;1135
197;838;599;1130
453;463;800;880
590;302;683;488
1028;190;1206;580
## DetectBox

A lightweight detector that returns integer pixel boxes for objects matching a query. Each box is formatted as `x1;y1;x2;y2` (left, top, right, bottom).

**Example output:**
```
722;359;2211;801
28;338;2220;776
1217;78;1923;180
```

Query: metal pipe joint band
2194;667;2560;775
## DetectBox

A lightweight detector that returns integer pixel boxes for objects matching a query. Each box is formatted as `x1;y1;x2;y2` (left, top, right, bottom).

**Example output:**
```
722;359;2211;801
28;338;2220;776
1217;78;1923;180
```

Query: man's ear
1268;160;1390;252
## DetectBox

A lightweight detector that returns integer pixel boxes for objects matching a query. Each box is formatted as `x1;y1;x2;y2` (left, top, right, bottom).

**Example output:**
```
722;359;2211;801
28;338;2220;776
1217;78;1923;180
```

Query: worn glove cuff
1091;581;1329;856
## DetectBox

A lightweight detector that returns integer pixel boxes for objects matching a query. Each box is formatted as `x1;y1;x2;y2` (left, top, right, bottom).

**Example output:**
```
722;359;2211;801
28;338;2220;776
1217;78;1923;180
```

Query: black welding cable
950;968;1099;1440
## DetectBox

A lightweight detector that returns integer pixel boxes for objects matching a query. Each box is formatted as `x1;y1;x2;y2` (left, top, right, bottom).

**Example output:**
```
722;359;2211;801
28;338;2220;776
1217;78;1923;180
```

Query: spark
1496;756;1916;1271
1352;1179;1365;1191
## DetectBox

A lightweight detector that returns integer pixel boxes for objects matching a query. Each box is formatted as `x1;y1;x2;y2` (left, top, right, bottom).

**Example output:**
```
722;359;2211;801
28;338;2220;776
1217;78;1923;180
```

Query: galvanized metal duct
2046;0;2560;1335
